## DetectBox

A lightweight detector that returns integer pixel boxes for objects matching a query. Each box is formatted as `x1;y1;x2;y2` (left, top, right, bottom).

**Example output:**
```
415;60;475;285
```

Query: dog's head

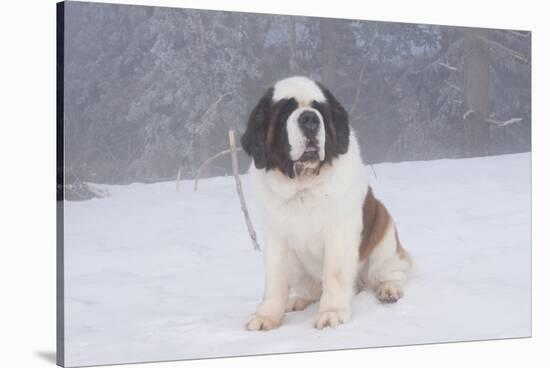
241;76;350;178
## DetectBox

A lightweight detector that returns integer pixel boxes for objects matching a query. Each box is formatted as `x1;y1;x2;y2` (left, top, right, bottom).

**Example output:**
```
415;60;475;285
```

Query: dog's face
241;76;350;178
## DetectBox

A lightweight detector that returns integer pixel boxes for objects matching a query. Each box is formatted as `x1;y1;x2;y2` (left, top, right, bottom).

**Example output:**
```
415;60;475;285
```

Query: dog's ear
241;87;273;169
316;82;350;154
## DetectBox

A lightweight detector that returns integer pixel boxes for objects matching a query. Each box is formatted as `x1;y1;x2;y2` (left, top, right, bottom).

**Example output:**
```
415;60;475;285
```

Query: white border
0;0;547;367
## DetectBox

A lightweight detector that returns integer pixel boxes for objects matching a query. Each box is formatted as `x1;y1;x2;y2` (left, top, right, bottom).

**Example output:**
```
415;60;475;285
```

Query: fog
62;2;531;184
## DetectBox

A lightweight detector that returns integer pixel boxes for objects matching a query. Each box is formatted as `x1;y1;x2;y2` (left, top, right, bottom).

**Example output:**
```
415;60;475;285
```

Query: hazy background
63;1;531;185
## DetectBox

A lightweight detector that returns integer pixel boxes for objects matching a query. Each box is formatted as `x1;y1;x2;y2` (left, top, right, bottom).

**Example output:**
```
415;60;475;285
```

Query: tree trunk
462;28;490;157
320;19;337;88
198;129;211;177
288;17;298;73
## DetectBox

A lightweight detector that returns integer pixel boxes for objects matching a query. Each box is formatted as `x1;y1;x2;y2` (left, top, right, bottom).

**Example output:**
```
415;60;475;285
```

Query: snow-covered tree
63;2;531;186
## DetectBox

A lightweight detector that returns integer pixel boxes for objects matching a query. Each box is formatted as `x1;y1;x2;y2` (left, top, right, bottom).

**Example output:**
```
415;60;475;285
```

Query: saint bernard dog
241;76;412;330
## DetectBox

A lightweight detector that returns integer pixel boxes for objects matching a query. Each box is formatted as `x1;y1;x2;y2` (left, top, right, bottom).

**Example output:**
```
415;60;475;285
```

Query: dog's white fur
246;77;411;330
272;76;327;104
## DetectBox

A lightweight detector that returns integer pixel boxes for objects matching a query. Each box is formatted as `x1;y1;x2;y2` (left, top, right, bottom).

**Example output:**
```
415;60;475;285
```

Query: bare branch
463;109;475;120
349;61;368;116
509;30;530;38
498;29;531;39
479;36;528;63
445;80;462;92
176;144;194;192
437;61;457;71
176;167;183;192
197;90;235;129
194;147;243;192
486;117;523;127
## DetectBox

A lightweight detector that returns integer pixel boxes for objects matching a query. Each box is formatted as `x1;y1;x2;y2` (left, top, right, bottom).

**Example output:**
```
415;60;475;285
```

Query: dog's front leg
314;221;361;329
246;232;289;331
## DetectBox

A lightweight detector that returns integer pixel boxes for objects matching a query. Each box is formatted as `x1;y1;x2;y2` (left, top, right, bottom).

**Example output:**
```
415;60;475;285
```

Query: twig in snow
87;185;110;198
176;167;183;192
176;144;194;192
228;130;260;251
369;164;377;179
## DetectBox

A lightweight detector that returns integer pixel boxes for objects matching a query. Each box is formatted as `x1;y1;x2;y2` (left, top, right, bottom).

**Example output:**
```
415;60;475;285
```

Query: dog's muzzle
298;111;320;138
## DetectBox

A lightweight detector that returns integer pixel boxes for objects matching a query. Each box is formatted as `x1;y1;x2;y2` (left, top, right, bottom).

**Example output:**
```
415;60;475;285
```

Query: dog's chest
288;231;326;279
283;195;331;279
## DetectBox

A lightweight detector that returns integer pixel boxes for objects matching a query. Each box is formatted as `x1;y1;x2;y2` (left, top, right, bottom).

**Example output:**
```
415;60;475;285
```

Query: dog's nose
298;111;319;136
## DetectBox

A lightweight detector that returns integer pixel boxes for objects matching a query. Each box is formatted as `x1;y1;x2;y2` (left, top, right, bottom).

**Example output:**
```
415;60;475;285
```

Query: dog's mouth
285;139;322;178
299;140;320;162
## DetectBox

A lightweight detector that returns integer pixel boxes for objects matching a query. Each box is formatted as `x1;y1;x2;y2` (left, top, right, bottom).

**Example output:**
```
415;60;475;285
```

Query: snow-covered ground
63;153;531;367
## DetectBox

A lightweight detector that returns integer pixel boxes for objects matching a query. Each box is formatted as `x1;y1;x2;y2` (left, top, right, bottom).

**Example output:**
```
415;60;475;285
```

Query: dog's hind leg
359;221;412;303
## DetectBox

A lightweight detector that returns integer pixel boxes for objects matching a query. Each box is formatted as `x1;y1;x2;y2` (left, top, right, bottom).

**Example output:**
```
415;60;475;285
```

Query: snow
63;153;531;367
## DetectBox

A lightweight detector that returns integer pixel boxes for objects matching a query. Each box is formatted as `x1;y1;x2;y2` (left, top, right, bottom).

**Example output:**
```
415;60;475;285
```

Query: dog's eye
284;98;298;108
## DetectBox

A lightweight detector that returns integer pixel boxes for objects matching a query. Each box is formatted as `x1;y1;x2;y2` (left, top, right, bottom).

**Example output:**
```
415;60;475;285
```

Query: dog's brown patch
359;187;393;261
263;97;299;177
265;98;290;151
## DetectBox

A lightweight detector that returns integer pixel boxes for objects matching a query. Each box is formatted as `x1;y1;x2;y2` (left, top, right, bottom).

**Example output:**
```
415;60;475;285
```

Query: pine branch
437;61;457;71
479;36;528;63
497;29;530;39
445;80;462;91
486;117;523;127
509;30;530;38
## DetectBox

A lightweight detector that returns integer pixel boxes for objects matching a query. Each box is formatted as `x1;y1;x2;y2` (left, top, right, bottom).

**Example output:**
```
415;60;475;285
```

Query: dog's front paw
314;309;350;329
376;281;403;303
245;313;282;331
